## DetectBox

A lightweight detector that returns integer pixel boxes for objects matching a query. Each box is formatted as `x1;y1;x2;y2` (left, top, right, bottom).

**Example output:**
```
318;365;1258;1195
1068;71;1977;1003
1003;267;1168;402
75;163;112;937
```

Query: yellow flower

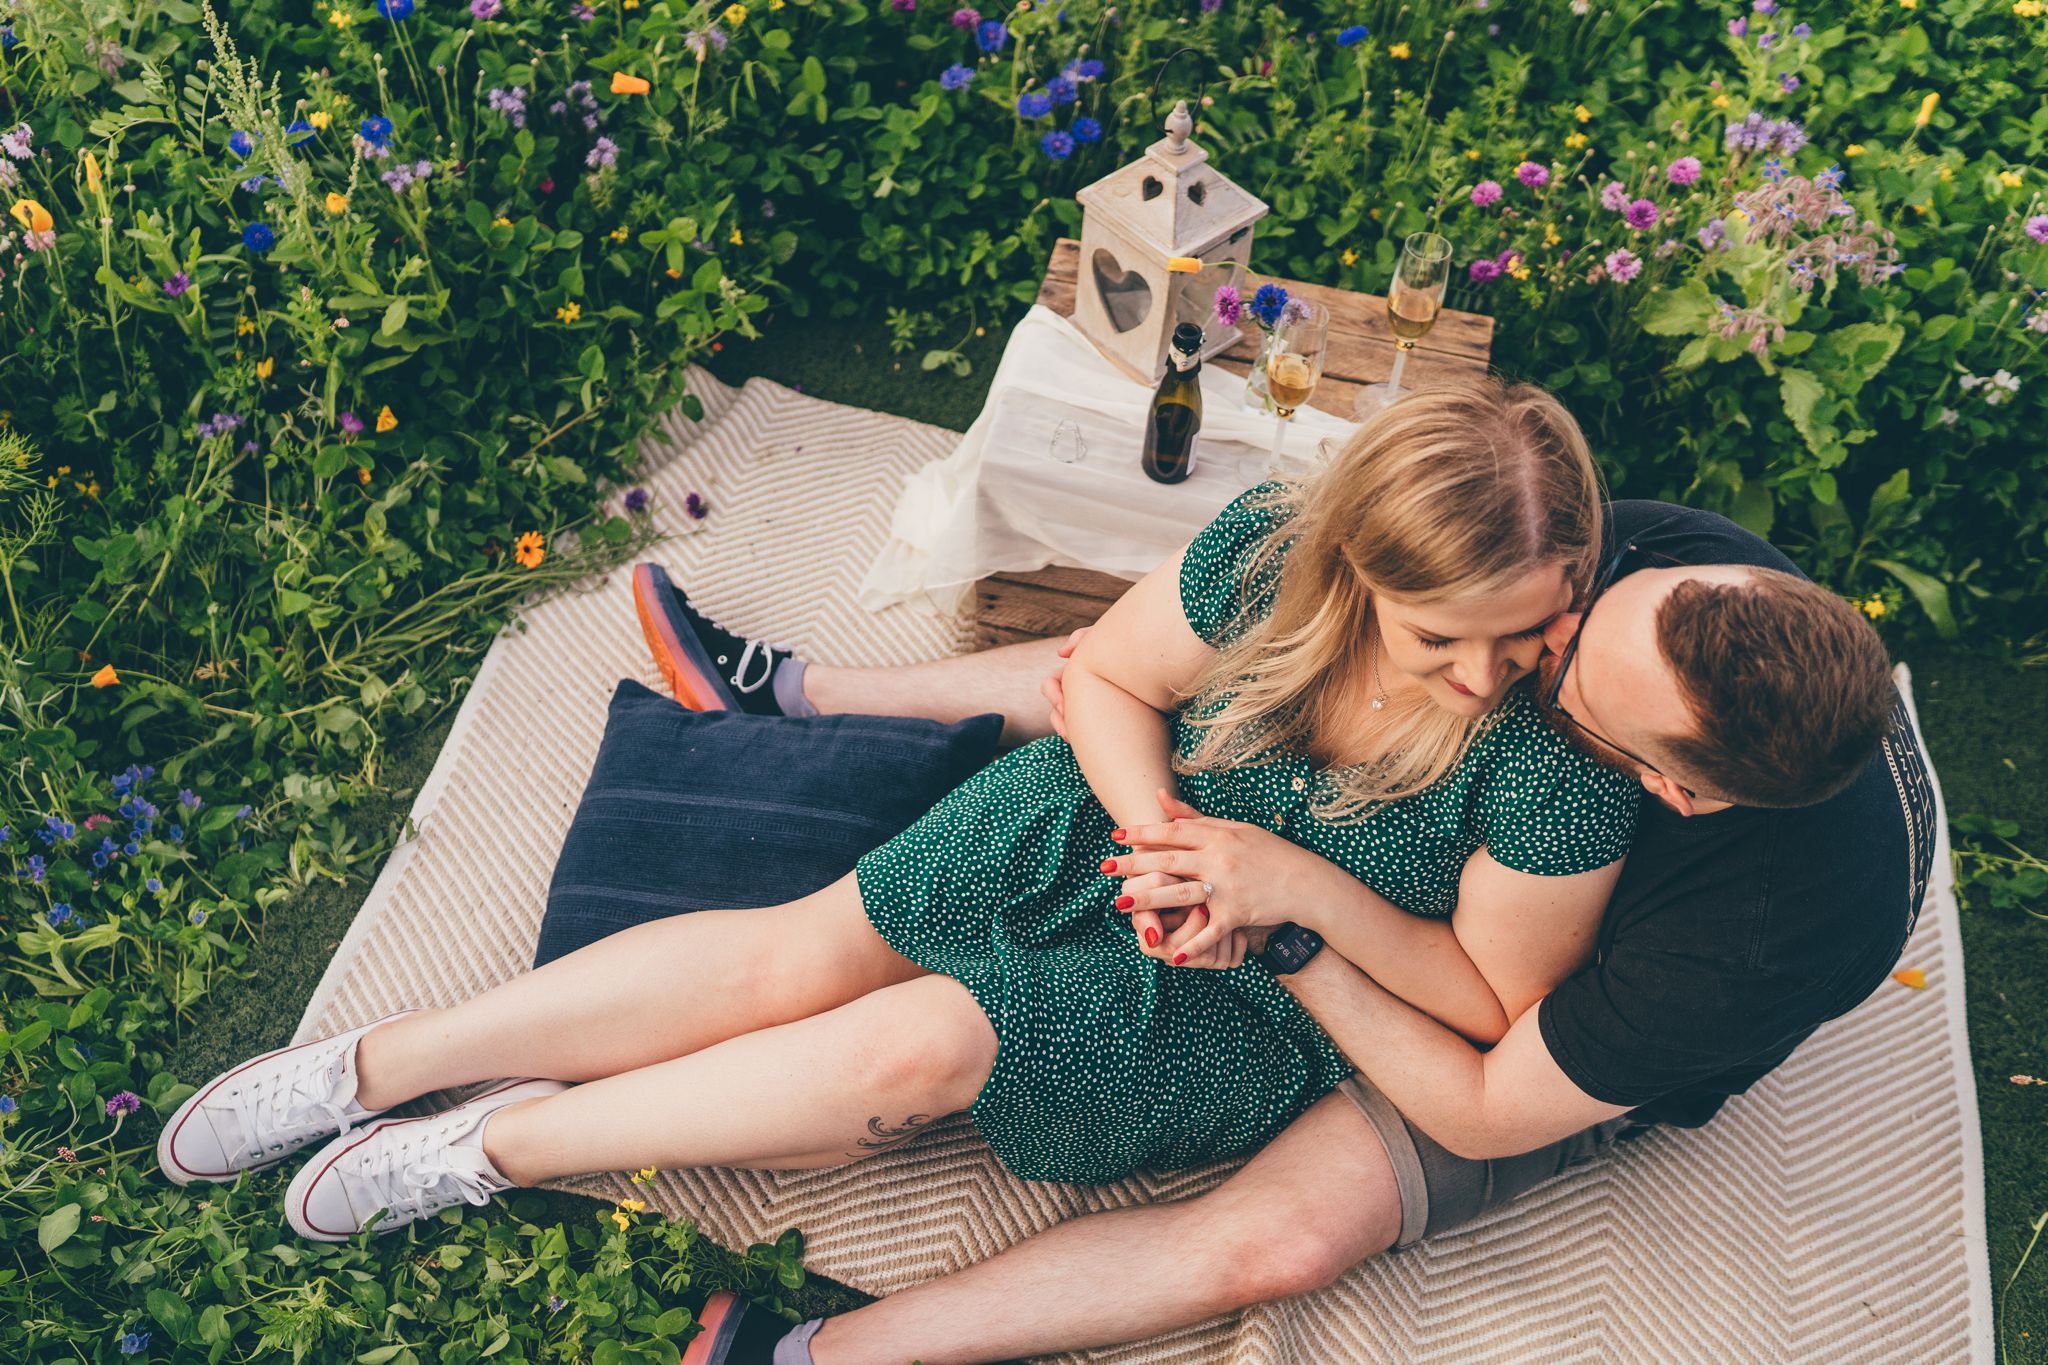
46;475;57;488
326;192;349;215
83;152;102;195
610;1210;630;1231
723;2;746;23
1574;104;1592;123
1387;41;1411;58
376;405;397;433
236;315;257;336
514;530;546;569
92;664;121;688
1510;265;1531;280
1165;256;1202;273
1711;92;1730;108
86;479;102;498
635;1167;656;1183
771;0;784;8
618;1199;647;1214
2018;0;2045;14
609;225;631;243
1861;596;1888;619
1898;0;1916;7
1910;201;1929;214
493;215;512;227
57;465;70;475
1464;148;1481;160
1369;207;1382;220
310;110;333;130
1340;248;1359;266
729;227;744;246
556;301;582;324
1565;132;1588;149
8;199;53;233
1843;143;1865;156
358;466;372;484
624;0;639;8
665;266;682;279
1543;223;1562;247
256;357;275;380
2000;169;2024;187
1915;91;1938;126
330;7;352;24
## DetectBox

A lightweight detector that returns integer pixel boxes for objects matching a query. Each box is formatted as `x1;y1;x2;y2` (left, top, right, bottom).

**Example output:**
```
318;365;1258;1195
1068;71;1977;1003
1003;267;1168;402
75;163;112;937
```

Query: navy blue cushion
534;680;1004;966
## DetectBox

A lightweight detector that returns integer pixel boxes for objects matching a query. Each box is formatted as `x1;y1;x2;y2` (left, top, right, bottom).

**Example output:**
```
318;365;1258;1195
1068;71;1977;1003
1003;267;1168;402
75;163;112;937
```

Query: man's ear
1639;770;1696;817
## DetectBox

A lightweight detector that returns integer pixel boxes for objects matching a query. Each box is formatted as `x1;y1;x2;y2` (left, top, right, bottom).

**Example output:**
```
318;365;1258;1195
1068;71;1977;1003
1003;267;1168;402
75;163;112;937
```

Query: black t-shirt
1536;502;1938;1127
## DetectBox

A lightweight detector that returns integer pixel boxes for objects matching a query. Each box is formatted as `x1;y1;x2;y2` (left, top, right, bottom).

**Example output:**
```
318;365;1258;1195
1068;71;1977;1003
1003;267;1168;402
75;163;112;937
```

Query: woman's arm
1059;550;1217;831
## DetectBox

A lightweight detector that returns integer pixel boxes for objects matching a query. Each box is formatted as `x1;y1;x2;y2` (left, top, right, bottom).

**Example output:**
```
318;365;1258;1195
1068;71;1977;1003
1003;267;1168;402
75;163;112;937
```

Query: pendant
1371;695;1387;711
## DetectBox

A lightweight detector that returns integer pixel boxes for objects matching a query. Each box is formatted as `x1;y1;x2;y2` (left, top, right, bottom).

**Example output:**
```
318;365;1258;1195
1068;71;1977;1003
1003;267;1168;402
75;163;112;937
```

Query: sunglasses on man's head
1540;513;1695;799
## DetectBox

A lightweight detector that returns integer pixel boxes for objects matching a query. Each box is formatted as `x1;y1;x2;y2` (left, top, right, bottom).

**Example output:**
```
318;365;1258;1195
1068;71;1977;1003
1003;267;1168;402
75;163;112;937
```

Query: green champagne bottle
1142;323;1205;486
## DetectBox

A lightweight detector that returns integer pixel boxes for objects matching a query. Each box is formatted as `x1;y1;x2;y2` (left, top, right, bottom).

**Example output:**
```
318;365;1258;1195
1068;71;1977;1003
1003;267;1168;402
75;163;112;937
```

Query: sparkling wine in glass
1242;300;1329;481
1356;232;1450;416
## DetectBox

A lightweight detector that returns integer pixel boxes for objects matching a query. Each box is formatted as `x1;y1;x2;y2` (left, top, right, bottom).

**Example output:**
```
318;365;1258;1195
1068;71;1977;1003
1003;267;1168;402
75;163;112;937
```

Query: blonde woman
162;379;1640;1244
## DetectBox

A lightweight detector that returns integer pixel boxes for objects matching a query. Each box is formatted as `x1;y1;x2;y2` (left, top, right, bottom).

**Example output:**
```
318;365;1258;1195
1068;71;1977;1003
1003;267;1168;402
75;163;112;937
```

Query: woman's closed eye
1415;624;1550;651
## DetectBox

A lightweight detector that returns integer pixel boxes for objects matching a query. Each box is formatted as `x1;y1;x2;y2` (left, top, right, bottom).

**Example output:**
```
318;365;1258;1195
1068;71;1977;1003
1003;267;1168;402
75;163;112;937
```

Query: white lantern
1073;99;1269;385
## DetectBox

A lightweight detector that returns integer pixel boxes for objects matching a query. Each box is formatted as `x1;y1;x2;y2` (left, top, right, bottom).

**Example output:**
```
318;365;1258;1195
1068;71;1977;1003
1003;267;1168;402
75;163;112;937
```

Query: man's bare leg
803;637;1071;745
807;1092;1402;1365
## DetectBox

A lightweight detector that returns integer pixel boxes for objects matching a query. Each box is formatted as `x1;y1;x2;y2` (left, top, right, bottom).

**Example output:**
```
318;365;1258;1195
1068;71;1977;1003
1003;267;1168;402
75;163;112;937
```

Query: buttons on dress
1290;775;1307;792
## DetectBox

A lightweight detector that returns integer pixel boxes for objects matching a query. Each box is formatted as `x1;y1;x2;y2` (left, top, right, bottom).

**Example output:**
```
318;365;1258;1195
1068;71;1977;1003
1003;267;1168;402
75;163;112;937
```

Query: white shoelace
729;639;776;694
356;1133;501;1221
225;1053;358;1164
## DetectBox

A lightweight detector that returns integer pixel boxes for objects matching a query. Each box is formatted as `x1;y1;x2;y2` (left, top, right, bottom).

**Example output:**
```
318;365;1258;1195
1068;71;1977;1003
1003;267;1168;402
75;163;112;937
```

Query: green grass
171;316;2047;1355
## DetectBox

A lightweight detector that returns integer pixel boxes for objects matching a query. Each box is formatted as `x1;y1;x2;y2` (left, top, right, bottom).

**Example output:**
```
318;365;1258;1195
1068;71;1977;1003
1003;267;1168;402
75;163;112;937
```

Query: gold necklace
1369;623;1388;711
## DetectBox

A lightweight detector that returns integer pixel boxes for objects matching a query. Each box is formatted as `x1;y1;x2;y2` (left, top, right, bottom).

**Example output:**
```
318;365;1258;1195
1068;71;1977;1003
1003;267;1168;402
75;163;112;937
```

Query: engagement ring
1202;881;1215;898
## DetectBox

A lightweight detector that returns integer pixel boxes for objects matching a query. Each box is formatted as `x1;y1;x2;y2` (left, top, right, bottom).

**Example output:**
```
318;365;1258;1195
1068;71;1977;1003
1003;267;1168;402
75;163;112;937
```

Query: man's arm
1281;951;1630;1160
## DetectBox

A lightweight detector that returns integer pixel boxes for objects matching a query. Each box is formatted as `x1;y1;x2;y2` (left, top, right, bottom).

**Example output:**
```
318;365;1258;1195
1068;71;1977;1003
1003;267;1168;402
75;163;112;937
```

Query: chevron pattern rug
296;367;1992;1364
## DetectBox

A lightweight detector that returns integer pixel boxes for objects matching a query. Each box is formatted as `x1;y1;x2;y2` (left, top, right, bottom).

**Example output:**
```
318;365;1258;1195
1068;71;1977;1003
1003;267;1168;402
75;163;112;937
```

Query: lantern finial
1161;99;1194;154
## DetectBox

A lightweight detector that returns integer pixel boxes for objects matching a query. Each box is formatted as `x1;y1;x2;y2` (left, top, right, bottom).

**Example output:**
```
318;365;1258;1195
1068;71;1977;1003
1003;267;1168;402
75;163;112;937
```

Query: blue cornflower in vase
243;222;275;253
1041;129;1075;160
377;0;414;18
360;115;394;150
939;64;974;91
1017;91;1053;119
1336;24;1369;46
976;18;1008;51
1047;76;1077;105
1250;283;1289;328
228;129;256;160
286;119;316;145
1072;116;1102;144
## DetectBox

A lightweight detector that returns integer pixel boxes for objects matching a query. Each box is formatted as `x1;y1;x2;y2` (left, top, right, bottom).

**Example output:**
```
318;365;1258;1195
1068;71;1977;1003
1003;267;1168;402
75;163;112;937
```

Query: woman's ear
1542;612;1582;658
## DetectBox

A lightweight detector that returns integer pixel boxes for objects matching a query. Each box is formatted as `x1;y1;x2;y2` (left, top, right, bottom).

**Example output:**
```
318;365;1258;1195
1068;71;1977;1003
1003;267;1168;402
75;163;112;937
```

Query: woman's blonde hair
1175;376;1605;819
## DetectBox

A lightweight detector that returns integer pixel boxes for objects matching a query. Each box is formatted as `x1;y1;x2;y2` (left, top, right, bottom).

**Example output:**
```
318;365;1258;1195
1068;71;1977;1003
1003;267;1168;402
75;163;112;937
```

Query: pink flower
1212;284;1244;327
105;1091;142;1118
1624;198;1660;230
1468;258;1502;282
1603;248;1642;283
2027;214;2048;244
1667;156;1703;187
951;6;980;26
1515;161;1550;189
1470;179;1503;207
1600;181;1629;212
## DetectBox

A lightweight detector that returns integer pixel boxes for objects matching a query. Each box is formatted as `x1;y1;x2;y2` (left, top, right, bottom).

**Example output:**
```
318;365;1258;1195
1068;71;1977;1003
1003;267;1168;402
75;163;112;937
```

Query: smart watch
1259;922;1326;975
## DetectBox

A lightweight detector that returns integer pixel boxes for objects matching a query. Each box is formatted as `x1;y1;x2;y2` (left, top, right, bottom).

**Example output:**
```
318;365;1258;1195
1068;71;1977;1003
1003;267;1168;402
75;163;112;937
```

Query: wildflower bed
1;0;2045;1358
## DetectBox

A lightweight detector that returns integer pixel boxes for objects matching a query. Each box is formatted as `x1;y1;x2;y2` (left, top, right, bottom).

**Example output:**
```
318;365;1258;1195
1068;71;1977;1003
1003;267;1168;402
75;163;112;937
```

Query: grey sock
772;656;817;718
773;1318;825;1365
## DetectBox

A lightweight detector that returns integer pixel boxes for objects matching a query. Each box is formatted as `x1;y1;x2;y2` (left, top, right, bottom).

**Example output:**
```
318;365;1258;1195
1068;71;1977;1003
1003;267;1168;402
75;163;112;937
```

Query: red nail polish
1145;928;1160;948
1111;828;1128;842
1193;905;1208;918
1173;953;1188;966
1116;895;1135;910
1100;858;1117;873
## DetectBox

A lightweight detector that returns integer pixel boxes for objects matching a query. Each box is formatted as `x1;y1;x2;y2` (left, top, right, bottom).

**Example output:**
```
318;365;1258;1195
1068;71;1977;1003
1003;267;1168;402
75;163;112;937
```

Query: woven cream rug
296;368;1993;1364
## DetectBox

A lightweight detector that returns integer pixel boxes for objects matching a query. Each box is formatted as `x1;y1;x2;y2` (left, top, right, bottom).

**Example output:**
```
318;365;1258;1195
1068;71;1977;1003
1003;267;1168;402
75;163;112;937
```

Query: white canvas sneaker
284;1078;567;1241
158;1011;418;1187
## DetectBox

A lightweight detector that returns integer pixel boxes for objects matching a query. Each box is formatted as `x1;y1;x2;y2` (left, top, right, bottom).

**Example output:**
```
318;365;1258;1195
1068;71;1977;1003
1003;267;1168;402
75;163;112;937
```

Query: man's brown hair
1655;569;1896;808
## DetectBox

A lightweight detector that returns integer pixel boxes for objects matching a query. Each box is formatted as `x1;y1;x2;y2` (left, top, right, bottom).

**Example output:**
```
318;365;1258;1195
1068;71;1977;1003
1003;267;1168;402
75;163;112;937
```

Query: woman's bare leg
480;974;997;1184
803;637;1070;745
351;873;921;1110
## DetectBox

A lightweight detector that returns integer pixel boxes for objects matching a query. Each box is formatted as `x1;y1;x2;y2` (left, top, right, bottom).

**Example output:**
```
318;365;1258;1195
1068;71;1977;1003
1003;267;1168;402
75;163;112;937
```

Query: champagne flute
1355;231;1450;416
1241;299;1329;481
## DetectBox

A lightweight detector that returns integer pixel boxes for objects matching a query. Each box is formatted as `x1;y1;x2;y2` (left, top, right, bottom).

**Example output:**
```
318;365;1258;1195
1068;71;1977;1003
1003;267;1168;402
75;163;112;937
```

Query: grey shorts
1339;1075;1652;1249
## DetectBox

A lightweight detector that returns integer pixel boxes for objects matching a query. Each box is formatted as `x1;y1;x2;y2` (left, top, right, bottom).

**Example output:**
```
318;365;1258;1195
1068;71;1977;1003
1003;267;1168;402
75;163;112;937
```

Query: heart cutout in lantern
1091;248;1153;333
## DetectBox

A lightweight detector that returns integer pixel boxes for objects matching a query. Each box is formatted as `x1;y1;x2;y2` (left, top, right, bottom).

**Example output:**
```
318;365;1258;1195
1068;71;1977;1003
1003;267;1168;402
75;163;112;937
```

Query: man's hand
1040;627;1091;739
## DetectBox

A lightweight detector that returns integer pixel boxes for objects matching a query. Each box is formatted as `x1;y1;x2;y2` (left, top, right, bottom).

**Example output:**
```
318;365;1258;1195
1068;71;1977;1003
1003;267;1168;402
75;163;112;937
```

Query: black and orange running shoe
631;562;791;715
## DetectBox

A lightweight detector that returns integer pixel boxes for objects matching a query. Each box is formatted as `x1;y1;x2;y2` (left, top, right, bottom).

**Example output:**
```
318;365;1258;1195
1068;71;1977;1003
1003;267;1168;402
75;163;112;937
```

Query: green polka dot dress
856;486;1640;1185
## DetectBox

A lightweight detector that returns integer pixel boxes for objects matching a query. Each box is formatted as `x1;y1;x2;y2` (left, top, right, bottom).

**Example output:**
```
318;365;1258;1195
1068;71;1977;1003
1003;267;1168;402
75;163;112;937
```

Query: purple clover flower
1516;161;1550;189
1780;73;1799;92
685;491;710;520
106;1091;143;1118
1201;0;1222;11
892;0;914;10
488;86;529;129
1604;248;1642;283
1667;156;1702;186
1624;198;1659;230
1470;179;1503;207
1;123;33;161
940;64;973;91
1792;21;1810;37
951;6;980;27
624;486;650;513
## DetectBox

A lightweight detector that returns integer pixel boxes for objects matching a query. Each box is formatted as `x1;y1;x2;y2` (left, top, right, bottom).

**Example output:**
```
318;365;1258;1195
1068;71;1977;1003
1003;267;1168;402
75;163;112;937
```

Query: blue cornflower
378;0;415;17
1041;129;1075;160
939;63;974;91
1067;58;1105;81
146;877;163;893
123;840;141;857
1072;116;1102;144
242;223;275;253
228;130;256;160
168;825;184;842
179;789;202;810
976;18;1008;51
1047;76;1077;105
23;854;45;884
1017;91;1053;119
286;119;316;146
0;1094;15;1113
1250;283;1288;328
1336;24;1369;46
47;904;72;927
360;116;394;149
120;1331;150;1355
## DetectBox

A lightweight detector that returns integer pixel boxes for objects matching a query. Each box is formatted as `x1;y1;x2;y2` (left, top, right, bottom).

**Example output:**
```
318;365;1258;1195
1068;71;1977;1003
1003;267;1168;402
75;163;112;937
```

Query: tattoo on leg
850;1113;934;1157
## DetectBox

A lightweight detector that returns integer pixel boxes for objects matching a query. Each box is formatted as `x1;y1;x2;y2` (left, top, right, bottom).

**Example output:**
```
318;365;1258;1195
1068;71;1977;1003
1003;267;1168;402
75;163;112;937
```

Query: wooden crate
974;239;1498;643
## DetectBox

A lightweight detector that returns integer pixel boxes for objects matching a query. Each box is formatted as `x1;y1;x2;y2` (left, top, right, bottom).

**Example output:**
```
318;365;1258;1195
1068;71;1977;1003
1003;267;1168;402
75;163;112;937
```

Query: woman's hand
1040;627;1091;739
1114;871;1250;970
1106;789;1345;965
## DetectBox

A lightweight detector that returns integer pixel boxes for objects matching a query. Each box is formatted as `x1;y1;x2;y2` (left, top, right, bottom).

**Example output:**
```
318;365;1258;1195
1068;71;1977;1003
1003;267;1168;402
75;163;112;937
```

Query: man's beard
1533;652;1651;782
